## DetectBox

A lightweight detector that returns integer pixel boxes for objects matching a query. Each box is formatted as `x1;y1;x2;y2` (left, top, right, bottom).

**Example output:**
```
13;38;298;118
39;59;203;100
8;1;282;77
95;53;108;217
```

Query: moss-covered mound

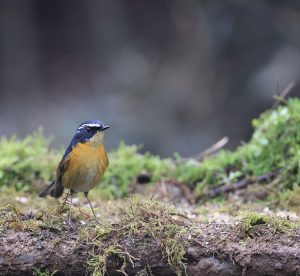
175;98;300;201
1;198;300;276
87;198;188;276
1;98;300;204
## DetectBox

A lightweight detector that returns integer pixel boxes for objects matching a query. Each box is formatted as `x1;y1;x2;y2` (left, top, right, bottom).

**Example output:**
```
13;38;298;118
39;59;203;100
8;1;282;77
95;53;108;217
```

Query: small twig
194;136;229;161
57;190;70;214
170;212;192;222
189;238;206;247
272;81;296;109
123;246;140;268
116;258;129;276
78;207;92;219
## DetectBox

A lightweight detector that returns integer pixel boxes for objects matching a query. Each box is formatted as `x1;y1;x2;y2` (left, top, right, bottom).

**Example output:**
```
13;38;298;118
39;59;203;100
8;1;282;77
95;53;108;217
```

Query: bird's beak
102;125;110;131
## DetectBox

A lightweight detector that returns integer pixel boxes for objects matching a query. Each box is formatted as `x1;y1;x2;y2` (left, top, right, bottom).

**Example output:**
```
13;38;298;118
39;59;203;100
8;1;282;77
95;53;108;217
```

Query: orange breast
62;142;109;192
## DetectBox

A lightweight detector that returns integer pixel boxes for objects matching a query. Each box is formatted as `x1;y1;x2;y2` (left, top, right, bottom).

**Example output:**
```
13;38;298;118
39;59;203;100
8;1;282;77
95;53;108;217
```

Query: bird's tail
39;181;64;198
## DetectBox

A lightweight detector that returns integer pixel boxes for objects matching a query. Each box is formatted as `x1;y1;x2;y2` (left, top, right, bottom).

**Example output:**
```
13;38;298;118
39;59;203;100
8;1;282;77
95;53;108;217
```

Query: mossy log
1;222;300;276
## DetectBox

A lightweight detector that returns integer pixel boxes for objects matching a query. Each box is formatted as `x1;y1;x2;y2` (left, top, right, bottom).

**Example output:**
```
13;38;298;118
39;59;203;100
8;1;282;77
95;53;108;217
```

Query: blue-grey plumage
39;120;109;222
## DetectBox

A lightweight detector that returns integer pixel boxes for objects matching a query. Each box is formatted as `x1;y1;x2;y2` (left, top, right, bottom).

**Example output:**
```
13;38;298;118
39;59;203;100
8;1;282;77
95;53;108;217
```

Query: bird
39;120;109;223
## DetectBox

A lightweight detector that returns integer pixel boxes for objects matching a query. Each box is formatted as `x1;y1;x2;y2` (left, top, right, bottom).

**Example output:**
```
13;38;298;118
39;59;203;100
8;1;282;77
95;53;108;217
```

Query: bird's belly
64;166;101;192
61;143;108;193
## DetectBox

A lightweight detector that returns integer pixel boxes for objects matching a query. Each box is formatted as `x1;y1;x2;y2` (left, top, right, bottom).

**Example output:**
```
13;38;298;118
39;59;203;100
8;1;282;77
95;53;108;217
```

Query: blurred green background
0;0;300;156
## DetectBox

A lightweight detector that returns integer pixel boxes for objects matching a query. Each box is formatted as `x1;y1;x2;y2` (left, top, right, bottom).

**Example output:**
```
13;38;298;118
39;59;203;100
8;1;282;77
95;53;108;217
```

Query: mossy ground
2;98;300;274
86;198;189;276
1;196;300;276
239;210;300;235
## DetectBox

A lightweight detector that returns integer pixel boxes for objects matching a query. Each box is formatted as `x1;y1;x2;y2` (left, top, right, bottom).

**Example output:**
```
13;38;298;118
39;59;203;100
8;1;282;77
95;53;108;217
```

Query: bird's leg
67;190;75;225
84;191;98;222
58;190;70;214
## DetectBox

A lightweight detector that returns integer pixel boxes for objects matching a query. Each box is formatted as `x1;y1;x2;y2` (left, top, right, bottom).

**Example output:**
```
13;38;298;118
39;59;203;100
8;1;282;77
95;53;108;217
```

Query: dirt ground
1;203;300;276
1;177;300;275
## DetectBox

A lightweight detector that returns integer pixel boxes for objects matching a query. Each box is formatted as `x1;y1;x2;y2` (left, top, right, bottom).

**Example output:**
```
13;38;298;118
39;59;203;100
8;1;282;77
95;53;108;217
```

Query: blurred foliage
100;143;174;199
0;129;60;192
2;99;300;202
175;98;300;199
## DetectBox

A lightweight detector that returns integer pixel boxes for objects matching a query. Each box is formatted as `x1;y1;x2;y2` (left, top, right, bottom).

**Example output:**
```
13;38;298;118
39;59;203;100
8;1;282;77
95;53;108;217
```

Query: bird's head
62;120;109;159
75;120;110;145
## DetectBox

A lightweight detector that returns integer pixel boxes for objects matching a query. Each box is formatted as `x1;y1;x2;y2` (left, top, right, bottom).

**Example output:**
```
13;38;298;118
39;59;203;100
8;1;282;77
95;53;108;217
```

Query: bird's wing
56;154;70;183
49;154;70;198
39;154;70;198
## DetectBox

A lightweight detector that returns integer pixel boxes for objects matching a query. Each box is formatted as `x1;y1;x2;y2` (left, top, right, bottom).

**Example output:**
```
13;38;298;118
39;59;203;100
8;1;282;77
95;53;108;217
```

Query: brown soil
1;218;300;275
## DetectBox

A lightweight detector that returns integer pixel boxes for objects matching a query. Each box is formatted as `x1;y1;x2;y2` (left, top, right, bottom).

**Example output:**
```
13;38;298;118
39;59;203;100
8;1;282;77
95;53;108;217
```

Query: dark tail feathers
39;181;64;198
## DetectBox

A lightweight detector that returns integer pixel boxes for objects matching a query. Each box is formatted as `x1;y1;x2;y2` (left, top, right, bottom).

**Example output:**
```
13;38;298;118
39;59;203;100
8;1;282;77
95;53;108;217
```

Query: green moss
2;98;300;203
278;184;300;210
87;198;188;276
174;98;300;201
32;267;58;276
100;142;174;199
0;129;60;192
0;133;175;199
0;204;64;234
88;245;122;276
239;211;299;235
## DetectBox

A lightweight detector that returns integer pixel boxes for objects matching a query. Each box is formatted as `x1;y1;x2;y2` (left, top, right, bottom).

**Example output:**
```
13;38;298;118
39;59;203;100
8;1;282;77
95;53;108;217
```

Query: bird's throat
89;131;105;147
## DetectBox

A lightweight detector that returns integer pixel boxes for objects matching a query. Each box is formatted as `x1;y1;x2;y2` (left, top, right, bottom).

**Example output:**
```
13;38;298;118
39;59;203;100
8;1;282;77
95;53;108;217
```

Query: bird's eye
87;127;91;132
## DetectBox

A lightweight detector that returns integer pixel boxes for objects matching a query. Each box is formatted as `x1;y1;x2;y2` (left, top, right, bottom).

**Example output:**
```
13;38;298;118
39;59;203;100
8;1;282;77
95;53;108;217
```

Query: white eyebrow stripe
78;123;101;130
